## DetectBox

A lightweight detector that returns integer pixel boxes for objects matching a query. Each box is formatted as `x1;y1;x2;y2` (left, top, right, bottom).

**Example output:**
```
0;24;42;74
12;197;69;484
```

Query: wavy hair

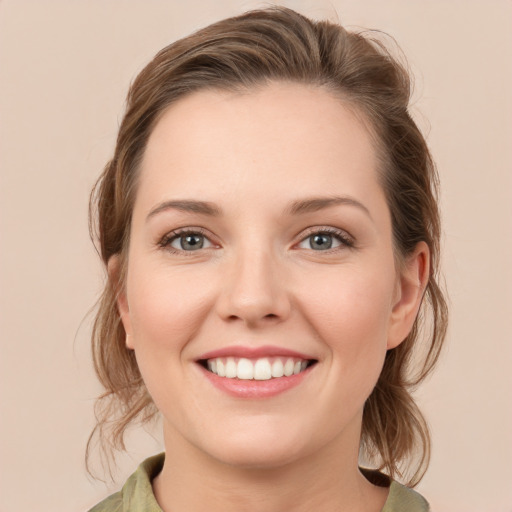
88;6;447;485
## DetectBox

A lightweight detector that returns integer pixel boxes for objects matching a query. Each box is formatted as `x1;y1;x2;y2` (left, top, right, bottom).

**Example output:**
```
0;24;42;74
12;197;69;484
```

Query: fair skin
113;82;429;512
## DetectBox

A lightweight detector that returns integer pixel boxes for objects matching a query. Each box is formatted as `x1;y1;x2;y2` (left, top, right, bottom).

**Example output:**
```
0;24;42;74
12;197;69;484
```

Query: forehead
136;82;382;214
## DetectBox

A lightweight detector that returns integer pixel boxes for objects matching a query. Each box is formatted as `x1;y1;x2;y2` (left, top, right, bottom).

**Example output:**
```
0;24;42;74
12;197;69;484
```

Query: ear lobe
387;242;430;350
107;255;134;349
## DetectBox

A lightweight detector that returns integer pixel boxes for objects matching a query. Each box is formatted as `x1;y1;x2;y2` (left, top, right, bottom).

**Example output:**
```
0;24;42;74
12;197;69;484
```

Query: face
116;82;426;469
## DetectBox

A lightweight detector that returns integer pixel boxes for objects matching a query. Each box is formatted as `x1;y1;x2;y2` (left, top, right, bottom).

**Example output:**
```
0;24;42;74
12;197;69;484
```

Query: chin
211;442;305;470
196;422;315;470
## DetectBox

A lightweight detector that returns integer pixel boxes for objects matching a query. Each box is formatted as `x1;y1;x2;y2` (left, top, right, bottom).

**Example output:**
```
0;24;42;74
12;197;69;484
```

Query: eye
172;233;211;251
297;229;354;251
160;229;214;252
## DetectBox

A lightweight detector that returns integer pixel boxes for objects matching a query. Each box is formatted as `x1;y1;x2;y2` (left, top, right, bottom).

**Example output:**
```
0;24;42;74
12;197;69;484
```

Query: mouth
198;356;318;380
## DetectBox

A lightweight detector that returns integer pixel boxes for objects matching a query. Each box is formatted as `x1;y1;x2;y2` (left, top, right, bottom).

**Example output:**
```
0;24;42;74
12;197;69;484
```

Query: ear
387;241;430;350
107;255;134;349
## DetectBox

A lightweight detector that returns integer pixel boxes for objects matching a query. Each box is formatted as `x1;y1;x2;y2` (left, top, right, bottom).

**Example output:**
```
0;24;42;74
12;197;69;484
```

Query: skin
113;82;429;512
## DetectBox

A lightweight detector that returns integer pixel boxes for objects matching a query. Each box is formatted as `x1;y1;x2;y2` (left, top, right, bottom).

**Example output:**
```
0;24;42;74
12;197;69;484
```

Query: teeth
205;356;311;380
217;359;226;377
254;358;272;380
225;357;237;378
271;359;284;378
237;358;254;380
284;358;294;377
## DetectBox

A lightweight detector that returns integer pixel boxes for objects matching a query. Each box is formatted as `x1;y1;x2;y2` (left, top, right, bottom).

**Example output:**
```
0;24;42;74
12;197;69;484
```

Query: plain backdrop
1;1;511;511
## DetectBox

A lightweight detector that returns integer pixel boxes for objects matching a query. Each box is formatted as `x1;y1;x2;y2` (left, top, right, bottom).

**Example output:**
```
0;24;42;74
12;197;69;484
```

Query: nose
215;247;291;327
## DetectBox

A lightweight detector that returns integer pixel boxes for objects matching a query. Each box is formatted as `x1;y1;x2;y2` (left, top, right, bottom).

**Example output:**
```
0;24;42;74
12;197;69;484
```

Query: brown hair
88;6;447;485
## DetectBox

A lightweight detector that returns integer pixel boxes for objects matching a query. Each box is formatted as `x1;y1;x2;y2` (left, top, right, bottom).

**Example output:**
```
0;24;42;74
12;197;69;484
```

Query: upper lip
197;345;317;361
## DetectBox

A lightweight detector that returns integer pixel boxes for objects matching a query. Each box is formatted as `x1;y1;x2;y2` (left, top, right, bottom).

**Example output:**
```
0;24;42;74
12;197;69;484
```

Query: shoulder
88;491;123;512
360;468;430;512
87;453;165;512
382;480;430;512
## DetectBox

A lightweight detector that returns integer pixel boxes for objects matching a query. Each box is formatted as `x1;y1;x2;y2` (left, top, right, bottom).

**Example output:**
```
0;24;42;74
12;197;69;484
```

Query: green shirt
89;453;430;512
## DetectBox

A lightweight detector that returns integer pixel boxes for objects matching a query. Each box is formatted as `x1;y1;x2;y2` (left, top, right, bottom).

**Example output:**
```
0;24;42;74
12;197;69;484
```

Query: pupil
182;234;203;250
311;234;332;250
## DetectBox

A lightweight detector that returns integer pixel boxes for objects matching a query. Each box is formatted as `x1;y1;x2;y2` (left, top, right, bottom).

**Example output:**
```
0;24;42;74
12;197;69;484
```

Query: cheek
298;263;396;369
124;263;218;417
126;262;214;352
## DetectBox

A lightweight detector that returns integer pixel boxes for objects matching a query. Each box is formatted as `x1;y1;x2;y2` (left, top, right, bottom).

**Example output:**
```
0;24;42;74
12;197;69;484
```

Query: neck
153;420;388;512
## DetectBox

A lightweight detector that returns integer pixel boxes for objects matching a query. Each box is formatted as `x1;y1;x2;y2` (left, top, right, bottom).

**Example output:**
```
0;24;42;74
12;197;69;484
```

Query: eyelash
298;226;355;251
157;226;355;254
158;227;215;255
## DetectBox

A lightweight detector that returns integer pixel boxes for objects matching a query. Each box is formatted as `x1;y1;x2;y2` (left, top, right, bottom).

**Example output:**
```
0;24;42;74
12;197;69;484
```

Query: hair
88;6;447;486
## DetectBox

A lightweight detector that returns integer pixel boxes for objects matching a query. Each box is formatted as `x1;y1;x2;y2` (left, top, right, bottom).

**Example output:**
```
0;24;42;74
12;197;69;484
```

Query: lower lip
199;365;313;398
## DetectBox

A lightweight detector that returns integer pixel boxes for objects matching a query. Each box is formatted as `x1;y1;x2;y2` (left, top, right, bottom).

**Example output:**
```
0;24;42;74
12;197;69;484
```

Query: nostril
216;283;291;325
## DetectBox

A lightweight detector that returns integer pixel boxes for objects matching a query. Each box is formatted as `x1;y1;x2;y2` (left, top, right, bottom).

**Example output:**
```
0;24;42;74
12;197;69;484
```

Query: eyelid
156;225;355;254
158;227;219;253
294;226;355;250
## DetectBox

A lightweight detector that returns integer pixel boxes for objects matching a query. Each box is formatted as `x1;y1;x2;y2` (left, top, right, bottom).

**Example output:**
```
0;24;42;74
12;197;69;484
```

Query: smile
203;357;315;380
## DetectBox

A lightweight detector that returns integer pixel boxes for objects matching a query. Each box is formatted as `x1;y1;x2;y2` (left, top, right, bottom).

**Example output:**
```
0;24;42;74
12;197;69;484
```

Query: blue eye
162;231;213;252
309;233;336;250
297;230;353;251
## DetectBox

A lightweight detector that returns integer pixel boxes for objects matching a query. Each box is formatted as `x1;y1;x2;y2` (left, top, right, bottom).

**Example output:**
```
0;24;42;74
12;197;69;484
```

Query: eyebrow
147;200;221;221
286;196;372;219
146;195;372;221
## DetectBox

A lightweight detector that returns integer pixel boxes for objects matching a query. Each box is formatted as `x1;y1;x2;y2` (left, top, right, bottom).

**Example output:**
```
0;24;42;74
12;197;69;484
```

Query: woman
88;7;447;511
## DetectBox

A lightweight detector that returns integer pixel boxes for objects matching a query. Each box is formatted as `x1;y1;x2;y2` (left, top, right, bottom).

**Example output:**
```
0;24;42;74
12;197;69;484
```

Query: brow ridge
286;195;372;218
147;195;371;221
147;200;221;221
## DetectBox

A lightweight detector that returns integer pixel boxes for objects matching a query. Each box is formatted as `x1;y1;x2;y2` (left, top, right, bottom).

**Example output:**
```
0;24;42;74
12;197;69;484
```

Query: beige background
1;1;511;511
